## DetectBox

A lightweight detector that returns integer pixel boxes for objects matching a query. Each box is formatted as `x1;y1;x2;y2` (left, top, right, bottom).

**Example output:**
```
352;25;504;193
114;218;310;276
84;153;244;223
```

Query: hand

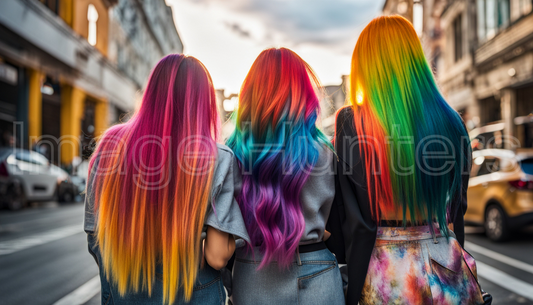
323;230;331;241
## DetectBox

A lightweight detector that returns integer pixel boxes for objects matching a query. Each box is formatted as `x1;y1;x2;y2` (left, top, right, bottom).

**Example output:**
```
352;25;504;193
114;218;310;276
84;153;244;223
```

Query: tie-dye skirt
360;226;485;305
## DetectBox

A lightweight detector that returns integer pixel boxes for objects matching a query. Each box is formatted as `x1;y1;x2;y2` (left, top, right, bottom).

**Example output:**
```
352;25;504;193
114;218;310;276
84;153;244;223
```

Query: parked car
465;149;533;241
51;164;78;203
469;121;505;151
69;175;86;202
0;148;76;210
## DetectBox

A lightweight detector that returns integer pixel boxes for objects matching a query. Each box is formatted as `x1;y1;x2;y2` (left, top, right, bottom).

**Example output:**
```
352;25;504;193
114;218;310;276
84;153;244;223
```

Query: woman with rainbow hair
83;54;250;304
227;48;344;305
327;16;488;305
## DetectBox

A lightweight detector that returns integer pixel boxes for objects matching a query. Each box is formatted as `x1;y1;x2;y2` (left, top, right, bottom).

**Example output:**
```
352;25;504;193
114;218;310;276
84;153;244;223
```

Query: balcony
475;13;533;67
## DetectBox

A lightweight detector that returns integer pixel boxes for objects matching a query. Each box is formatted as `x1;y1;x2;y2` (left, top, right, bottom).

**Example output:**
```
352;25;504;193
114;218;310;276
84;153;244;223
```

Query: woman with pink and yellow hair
83;54;249;305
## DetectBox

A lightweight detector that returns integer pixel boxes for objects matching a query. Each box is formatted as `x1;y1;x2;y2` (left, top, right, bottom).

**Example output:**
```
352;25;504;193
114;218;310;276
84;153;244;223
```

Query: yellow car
466;149;533;241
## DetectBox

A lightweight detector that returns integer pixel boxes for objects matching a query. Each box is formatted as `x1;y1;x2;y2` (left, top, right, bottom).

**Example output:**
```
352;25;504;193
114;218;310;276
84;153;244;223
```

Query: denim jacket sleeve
204;144;251;244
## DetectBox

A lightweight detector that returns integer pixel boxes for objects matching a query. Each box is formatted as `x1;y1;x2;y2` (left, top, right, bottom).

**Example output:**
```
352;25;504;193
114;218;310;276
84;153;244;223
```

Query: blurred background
0;0;532;304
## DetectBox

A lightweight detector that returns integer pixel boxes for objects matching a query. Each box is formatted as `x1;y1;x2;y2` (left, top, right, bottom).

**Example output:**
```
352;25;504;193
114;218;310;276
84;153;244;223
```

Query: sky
167;0;385;94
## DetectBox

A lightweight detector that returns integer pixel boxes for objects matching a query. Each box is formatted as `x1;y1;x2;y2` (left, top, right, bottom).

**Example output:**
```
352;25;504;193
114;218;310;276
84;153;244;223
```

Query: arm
452;131;472;247
204;226;236;270
330;107;378;304
203;146;251;269
325;174;346;263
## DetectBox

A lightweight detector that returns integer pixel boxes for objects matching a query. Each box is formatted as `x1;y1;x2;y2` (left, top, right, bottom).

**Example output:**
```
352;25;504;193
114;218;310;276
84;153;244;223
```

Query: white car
0;148;72;210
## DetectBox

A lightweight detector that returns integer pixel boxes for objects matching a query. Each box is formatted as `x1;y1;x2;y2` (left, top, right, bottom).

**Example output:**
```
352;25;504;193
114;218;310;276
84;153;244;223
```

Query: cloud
183;0;383;51
224;22;251;38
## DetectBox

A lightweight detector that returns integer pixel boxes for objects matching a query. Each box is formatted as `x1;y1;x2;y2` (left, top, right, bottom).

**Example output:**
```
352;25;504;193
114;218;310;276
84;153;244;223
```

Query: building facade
214;76;349;140
384;0;533;149
320;75;349;136
0;0;182;169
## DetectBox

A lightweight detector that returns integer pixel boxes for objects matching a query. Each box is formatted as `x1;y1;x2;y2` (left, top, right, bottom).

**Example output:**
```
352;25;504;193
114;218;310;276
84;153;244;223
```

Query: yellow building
0;0;183;169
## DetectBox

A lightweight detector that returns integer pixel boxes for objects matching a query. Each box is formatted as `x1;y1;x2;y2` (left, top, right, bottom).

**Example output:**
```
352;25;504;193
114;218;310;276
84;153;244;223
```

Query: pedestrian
326;16;491;305
83;54;249;305
227;48;345;305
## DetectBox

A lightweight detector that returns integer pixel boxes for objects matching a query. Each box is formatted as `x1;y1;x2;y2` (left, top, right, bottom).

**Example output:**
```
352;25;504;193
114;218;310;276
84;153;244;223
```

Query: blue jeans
87;233;226;305
232;247;345;305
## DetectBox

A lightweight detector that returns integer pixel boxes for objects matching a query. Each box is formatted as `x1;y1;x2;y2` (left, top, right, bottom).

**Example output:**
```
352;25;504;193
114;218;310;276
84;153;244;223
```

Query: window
477;0;511;42
476;157;501;176
38;0;59;15
87;4;99;46
497;0;510;28
14;151;48;166
30;151;50;166
521;158;533;175
413;1;424;36
518;0;533;16
453;15;463;62
477;0;486;40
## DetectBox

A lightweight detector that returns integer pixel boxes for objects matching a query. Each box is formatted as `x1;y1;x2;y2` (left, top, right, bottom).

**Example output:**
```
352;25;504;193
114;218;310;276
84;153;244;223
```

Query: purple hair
226;48;331;268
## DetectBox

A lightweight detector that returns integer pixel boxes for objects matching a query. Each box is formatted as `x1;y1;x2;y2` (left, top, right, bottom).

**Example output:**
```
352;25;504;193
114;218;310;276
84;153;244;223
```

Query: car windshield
477;158;501;176
521;158;533;175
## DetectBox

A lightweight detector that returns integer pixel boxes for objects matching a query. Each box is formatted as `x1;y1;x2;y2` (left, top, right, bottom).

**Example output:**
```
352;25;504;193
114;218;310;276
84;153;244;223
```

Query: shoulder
316;142;334;159
214;143;235;178
217;143;233;158
216;143;234;160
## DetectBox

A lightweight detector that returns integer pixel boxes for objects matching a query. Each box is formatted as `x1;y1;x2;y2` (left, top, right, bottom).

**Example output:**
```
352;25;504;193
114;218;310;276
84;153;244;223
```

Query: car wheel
7;184;26;211
62;191;73;203
485;204;510;242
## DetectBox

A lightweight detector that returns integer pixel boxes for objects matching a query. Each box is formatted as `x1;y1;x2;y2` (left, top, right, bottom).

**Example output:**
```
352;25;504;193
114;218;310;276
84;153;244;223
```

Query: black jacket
325;106;471;305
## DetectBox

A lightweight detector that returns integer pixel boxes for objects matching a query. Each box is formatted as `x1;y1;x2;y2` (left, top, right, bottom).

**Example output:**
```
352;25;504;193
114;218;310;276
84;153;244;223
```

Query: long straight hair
348;16;470;231
89;54;219;304
227;48;331;268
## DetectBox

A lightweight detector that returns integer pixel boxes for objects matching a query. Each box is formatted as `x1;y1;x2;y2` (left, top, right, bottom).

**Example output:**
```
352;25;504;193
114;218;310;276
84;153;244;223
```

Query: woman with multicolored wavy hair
83;54;249;305
227;47;344;305
326;16;489;305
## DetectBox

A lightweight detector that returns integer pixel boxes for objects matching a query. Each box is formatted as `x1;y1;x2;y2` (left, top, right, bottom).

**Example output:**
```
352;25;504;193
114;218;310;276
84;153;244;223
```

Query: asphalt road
1;203;532;305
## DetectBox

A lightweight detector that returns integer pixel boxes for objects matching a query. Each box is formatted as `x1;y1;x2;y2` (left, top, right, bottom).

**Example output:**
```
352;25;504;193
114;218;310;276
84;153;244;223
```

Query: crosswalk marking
0;225;82;255
465;241;533;274
476;261;533;301
53;276;100;305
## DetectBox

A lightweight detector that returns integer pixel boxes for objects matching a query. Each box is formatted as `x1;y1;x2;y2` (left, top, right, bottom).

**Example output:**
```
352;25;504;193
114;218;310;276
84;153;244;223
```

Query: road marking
52;276;229;305
476;261;533;301
465;241;533;274
53;275;100;305
0;225;82;255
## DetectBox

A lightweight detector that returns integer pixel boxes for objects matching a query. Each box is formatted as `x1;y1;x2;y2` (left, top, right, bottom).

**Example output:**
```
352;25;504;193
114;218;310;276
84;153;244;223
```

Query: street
0;202;100;305
1;203;532;305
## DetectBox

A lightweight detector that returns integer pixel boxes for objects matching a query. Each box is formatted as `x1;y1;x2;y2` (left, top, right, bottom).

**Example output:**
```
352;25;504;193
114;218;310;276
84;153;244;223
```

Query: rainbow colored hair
347;16;470;232
89;54;219;304
227;48;331;268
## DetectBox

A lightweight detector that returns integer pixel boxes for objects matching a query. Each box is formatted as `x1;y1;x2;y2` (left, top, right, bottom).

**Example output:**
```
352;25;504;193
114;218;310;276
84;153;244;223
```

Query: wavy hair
89;54;219;304
227;48;331;268
347;16;470;232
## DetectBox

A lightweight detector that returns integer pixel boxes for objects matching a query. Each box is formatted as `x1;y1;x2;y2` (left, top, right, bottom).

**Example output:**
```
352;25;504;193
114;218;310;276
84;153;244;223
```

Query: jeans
87;233;226;305
232;247;345;305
